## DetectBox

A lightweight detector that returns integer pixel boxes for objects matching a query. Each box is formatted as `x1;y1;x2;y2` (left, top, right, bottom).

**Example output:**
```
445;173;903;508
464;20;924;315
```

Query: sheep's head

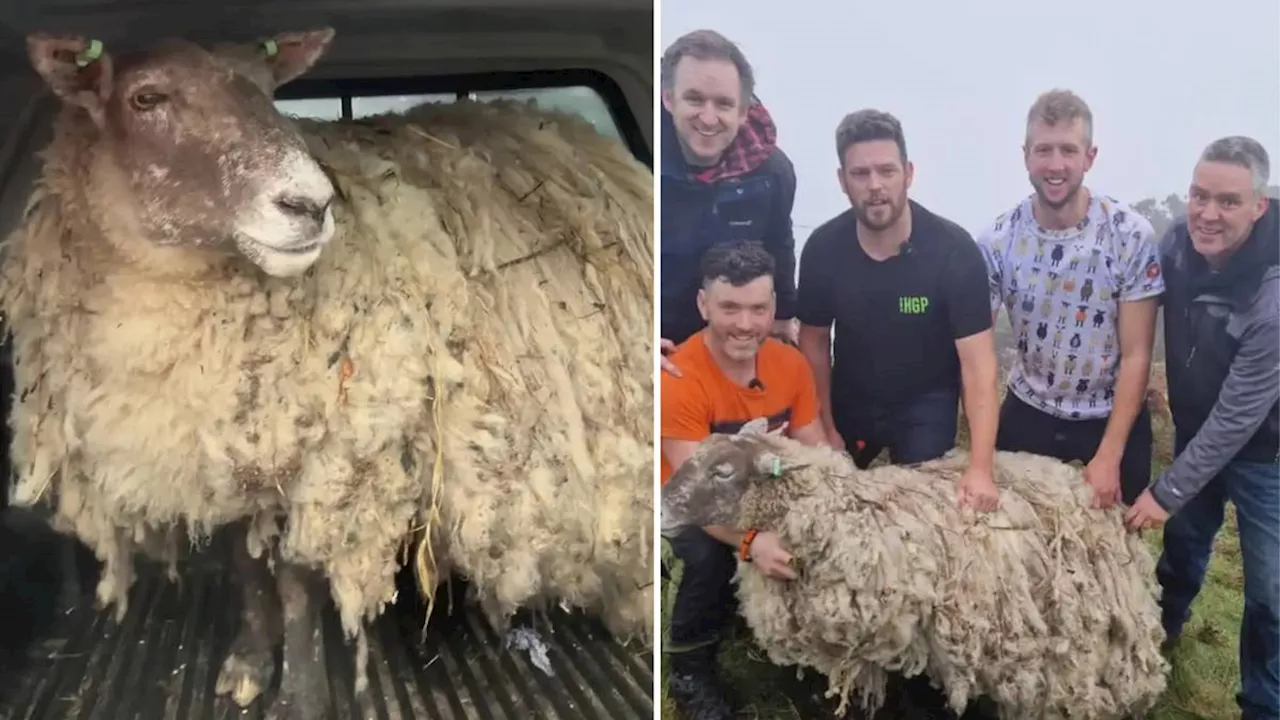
27;29;338;278
660;433;802;538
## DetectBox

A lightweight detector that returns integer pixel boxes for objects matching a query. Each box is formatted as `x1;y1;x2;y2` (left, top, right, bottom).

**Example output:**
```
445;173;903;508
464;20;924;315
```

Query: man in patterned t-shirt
976;89;1164;507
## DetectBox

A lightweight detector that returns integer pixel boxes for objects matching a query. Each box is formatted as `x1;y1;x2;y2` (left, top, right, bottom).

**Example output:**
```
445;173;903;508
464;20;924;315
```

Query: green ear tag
75;39;103;68
771;457;781;478
261;39;278;57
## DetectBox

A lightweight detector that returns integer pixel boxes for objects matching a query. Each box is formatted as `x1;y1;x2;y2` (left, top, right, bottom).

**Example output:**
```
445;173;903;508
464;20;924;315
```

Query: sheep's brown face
27;29;338;278
661;434;768;538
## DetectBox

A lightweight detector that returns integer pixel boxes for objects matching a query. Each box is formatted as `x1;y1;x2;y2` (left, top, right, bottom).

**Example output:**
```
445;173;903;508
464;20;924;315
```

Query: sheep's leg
216;531;282;707
266;560;330;720
57;534;83;611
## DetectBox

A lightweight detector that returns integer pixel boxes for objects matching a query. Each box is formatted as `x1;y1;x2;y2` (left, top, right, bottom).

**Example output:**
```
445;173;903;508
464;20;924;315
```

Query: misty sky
661;0;1280;247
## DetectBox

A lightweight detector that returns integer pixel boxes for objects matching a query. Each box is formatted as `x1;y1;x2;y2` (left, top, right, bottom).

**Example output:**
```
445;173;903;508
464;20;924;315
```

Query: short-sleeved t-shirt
794;199;992;416
974;193;1165;420
660;331;820;485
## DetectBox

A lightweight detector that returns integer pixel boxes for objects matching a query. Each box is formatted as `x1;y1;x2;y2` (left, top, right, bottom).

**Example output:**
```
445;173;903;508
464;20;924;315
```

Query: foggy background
659;0;1280;247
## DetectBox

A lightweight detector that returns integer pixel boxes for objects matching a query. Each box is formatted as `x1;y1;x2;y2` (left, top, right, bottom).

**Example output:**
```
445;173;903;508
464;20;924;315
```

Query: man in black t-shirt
795;109;1001;511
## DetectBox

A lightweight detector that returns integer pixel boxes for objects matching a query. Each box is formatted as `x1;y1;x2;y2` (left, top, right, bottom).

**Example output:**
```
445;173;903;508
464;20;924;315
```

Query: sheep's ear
753;451;784;478
27;34;113;125
736;417;770;437
257;28;335;88
751;450;807;479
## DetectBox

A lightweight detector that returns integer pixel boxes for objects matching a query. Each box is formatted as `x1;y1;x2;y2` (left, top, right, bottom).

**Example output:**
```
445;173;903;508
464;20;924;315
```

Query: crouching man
660;241;827;719
1124;136;1279;720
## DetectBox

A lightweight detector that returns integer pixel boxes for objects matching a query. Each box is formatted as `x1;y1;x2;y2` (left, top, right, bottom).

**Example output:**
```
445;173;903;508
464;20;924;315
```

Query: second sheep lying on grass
660;432;1169;720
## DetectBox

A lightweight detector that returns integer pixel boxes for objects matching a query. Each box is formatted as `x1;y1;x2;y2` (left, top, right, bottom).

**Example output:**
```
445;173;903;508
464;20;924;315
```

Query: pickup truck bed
0;518;654;720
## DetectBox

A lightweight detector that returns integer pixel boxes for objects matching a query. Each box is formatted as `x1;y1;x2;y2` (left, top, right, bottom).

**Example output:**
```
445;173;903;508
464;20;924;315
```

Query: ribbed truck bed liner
0;545;654;720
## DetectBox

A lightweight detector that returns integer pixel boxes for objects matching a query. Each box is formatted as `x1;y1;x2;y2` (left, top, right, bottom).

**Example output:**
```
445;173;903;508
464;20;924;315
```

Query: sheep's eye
711;462;736;482
130;92;168;111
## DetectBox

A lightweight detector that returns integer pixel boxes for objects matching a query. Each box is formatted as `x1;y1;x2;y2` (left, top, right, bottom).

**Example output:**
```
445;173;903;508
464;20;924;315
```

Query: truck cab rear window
275;85;622;142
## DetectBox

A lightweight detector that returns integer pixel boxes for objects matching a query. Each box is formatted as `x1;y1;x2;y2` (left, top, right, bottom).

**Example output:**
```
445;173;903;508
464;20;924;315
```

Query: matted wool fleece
0;98;654;646
722;434;1166;719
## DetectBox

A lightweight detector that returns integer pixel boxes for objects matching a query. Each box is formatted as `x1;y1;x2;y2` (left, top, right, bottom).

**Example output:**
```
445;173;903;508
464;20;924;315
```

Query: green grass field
658;365;1246;719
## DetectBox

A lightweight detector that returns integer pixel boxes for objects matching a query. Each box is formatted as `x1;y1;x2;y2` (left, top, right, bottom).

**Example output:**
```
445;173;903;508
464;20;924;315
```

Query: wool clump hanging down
660;432;1169;720
0;97;654;648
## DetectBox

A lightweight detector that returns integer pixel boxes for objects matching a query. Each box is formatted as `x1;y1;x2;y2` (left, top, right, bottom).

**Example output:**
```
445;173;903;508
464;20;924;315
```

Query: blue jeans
1157;458;1280;719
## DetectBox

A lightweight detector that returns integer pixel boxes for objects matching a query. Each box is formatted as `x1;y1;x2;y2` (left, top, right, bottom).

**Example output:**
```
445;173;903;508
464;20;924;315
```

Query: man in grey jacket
1124;135;1279;720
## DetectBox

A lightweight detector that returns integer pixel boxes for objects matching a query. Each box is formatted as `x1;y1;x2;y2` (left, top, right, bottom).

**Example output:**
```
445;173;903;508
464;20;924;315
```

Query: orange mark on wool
338;357;355;404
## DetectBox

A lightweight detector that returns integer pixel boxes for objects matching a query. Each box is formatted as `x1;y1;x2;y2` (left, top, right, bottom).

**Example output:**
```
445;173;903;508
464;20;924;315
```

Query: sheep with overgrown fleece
660;431;1169;720
2;27;653;719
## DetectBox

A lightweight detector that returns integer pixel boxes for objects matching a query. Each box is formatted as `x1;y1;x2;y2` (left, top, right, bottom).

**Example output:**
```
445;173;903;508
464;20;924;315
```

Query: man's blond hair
1026;89;1093;147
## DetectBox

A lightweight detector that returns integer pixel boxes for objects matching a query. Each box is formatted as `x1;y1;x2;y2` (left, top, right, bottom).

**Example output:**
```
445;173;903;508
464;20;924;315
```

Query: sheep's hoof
266;661;331;720
215;645;276;707
265;691;330;720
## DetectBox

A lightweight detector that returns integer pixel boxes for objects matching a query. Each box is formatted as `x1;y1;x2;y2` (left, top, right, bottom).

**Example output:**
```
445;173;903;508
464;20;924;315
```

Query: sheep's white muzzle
234;150;337;277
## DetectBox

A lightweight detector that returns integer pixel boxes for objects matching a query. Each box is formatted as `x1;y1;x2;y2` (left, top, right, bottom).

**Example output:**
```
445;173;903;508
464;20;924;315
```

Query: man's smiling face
1023;115;1096;211
1187;159;1269;264
662;55;746;167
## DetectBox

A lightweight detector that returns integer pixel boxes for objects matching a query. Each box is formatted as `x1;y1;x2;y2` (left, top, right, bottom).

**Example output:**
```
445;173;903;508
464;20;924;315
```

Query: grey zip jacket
1150;201;1280;515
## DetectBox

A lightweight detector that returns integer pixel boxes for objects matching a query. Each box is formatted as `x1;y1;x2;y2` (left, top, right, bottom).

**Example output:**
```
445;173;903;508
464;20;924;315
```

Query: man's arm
1151;291;1280;515
973;225;1008;328
949;239;1000;471
790;419;828;447
796;325;836;440
660;371;713;479
786;350;830;448
763;153;798;323
1097;297;1159;461
661;438;700;477
794;232;839;443
1098;220;1165;462
956;331;999;470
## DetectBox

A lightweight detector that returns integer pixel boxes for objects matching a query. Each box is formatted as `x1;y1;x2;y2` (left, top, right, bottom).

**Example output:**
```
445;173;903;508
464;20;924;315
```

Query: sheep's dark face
27;29;338;278
661;433;775;538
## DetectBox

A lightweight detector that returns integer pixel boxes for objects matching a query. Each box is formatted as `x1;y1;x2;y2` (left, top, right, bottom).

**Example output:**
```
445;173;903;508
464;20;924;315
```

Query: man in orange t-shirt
661;241;826;719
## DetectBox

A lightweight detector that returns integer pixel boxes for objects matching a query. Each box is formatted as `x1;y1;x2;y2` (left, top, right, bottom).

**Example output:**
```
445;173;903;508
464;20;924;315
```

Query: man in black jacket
659;30;798;374
1124;136;1279;720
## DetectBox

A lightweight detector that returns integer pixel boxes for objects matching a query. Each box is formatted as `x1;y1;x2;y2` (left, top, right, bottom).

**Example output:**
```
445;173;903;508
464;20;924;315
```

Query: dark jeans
1157;458;1280;719
666;526;738;652
833;387;960;469
994;391;1153;505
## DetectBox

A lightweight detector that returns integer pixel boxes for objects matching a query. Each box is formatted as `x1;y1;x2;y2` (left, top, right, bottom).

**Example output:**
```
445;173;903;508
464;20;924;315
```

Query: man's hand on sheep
1124;488;1169;531
1083;452;1122;509
746;530;799;580
824;423;847;452
956;465;999;512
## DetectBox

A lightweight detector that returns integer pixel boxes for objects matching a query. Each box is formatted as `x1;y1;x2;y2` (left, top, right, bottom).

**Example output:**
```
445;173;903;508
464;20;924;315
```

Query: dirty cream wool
730;435;1168;720
0;98;654;648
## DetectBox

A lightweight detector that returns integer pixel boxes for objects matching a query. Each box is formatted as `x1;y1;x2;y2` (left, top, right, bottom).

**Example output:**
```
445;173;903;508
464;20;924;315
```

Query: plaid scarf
690;101;778;184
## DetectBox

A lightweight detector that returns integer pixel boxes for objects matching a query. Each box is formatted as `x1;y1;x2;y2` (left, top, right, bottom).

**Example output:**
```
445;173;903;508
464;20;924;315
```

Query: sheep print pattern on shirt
976;193;1165;421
